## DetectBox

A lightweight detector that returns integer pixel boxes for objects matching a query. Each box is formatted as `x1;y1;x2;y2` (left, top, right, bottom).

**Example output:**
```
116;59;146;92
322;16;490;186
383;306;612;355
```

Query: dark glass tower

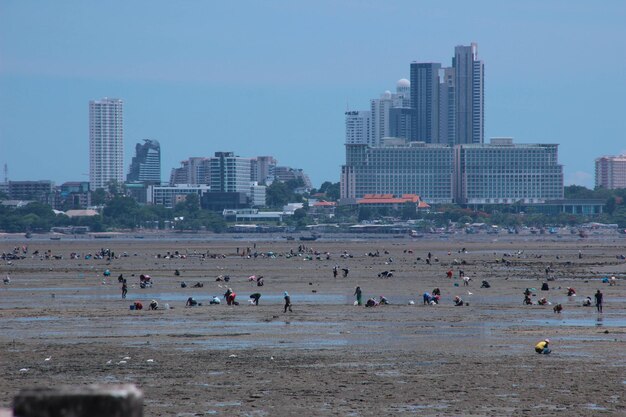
410;62;441;143
127;139;161;184
453;43;484;144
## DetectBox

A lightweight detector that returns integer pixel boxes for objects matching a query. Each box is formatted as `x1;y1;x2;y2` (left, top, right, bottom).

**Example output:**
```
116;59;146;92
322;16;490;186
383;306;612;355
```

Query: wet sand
1;235;624;416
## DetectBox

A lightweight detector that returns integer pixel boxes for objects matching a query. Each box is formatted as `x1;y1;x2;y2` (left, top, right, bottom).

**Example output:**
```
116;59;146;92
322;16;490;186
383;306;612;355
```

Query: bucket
130;305;135;310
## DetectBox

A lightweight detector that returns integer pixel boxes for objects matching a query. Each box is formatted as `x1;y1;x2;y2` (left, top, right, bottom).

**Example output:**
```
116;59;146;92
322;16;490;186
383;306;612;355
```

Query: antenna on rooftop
3;163;7;183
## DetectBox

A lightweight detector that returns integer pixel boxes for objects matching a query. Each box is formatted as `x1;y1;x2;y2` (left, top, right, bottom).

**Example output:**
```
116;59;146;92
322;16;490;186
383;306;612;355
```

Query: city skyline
1;1;626;188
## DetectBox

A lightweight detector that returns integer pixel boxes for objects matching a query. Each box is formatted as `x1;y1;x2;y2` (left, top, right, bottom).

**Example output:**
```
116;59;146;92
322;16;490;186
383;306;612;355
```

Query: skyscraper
453;43;484;144
89;98;124;190
127;139;161;184
409;43;484;145
438;67;455;145
410;63;441;143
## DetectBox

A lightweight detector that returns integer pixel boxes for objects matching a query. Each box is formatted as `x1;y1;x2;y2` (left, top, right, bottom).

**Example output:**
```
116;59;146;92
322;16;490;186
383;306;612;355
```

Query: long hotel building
341;137;564;205
455;138;563;205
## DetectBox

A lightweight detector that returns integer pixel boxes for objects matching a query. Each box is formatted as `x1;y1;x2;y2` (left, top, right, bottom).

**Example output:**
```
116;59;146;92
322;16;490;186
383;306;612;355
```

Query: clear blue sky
1;0;625;188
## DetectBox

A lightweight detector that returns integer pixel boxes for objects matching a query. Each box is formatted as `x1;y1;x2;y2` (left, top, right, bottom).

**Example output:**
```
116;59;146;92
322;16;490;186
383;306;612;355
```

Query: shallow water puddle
525;317;626;327
586;403;608;411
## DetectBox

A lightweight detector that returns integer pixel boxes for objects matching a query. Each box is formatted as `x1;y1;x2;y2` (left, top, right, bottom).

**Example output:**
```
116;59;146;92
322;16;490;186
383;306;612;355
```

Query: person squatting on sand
365;297;378;307
224;288;238;306
535;339;551;354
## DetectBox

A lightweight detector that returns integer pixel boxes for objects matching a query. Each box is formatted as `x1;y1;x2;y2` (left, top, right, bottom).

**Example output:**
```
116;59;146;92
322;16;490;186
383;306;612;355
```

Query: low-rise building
356;194;430;211
222;208;285;223
147;184;210;208
8;180;54;204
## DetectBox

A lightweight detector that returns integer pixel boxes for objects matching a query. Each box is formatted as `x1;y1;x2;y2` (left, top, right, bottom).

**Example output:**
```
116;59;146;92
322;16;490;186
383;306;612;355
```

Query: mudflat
1;234;624;416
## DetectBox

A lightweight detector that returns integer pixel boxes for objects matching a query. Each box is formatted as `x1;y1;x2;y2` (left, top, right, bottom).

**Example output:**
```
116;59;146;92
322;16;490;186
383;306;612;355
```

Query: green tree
266;181;291;208
318;181;340;201
103;197;140;229
401;202;417;220
91;188;106;205
606;196;617;215
358;206;373;222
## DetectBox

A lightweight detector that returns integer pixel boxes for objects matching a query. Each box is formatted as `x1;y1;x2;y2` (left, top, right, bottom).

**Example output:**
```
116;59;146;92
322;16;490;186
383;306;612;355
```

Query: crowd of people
4;242;620;358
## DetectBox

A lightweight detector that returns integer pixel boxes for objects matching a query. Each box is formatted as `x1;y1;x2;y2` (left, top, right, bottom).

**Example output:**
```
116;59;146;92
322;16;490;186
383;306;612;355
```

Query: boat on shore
299;234;320;241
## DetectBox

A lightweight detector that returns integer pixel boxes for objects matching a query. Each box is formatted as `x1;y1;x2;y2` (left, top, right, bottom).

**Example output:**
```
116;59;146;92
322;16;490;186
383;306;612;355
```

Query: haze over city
1;1;625;188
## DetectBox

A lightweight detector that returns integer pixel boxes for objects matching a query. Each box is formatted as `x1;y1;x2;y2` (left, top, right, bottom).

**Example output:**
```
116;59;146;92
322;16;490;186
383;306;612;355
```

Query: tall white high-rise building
89;98;124;190
369;79;411;147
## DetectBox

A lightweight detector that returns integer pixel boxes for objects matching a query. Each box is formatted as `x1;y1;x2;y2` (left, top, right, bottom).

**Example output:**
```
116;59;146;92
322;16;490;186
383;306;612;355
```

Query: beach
1;234;624;416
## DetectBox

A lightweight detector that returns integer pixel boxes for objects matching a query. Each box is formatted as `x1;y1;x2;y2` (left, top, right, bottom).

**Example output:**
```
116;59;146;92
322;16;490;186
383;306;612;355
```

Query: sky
1;0;625;189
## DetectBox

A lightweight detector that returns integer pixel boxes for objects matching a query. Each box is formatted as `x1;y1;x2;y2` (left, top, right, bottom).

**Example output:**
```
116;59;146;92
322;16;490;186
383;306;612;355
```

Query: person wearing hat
283;291;292;313
535;339;551;354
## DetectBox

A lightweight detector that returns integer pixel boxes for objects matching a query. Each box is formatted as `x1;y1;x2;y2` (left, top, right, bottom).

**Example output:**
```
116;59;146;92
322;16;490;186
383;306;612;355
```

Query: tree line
2;184;626;233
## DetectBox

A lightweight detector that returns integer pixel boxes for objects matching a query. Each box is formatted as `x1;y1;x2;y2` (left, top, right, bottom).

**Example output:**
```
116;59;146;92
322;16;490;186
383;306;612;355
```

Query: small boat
50;237;61;241
134;236;144;239
299;235;319;241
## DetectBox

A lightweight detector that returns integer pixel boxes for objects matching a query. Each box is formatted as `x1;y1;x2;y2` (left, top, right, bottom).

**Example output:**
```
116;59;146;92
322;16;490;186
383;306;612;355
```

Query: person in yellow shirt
535;339;551;354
